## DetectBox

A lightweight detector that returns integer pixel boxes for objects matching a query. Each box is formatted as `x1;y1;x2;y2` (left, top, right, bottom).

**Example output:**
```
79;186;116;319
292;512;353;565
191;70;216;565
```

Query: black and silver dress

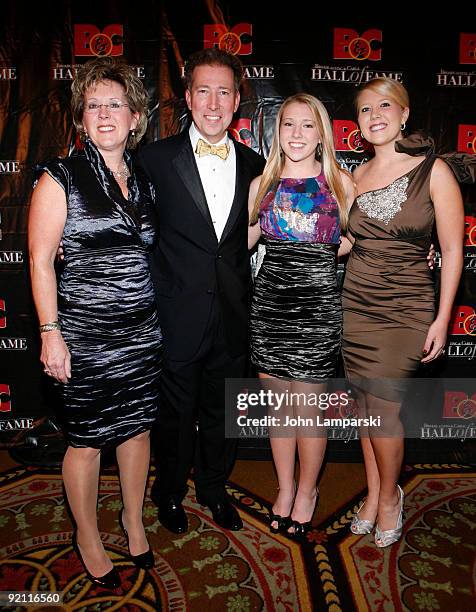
250;173;342;381
35;140;162;448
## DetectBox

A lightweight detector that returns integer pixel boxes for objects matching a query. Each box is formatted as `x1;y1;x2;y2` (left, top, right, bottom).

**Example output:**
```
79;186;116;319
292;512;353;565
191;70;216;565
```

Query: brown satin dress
342;145;437;400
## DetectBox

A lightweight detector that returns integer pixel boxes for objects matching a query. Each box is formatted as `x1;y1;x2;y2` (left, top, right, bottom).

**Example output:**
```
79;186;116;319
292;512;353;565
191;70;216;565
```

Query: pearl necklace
110;160;130;182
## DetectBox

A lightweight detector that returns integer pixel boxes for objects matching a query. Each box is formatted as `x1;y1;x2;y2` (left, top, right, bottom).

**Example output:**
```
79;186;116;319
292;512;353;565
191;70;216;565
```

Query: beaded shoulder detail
356;175;409;225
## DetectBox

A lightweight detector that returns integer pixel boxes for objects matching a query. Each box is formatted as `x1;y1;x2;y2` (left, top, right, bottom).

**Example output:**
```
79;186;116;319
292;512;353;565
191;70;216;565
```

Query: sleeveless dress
35;140;162;448
250;172;341;381
342;137;437;400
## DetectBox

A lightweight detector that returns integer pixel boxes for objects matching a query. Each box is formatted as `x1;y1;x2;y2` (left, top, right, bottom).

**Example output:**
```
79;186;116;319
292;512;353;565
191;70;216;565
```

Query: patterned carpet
0;464;474;611
314;464;476;612
0;466;313;611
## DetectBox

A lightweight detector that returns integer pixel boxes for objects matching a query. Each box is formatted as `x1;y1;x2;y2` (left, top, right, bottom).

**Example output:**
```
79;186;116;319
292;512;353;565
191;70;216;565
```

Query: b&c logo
443;391;476;419
459;33;476;64
74;24;124;57
203;23;252;55
333;120;371;153
325;394;357;420
457;125;476;154
0;385;11;413
0;300;27;350
0;299;5;328
465;216;476;246
229;119;252;147
333;28;382;61
449;305;476;336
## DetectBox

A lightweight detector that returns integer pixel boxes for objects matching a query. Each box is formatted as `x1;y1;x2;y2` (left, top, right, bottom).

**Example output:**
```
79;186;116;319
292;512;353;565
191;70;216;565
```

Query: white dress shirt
189;123;236;241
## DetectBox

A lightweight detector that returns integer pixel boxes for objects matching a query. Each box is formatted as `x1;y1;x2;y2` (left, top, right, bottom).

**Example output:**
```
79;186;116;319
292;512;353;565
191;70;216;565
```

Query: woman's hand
248;175;262;250
337;235;353;260
40;330;71;383
421;318;448;363
427;243;436;270
29;172;69;381
248;222;261;250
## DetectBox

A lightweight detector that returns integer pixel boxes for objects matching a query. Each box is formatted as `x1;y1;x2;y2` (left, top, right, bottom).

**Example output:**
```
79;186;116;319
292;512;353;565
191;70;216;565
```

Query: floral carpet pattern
0;464;474;611
0;466;313;611
311;464;476;611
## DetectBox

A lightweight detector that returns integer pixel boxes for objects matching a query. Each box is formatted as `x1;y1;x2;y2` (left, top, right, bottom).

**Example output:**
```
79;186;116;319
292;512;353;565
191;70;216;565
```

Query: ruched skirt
56;246;162;448
250;239;342;382
342;239;435;401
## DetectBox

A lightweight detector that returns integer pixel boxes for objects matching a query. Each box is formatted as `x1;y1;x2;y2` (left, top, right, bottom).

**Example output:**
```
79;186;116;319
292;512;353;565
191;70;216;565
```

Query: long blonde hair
250;93;349;229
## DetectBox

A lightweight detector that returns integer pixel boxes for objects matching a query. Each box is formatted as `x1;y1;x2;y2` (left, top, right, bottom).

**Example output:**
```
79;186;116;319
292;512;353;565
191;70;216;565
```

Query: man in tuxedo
138;49;264;533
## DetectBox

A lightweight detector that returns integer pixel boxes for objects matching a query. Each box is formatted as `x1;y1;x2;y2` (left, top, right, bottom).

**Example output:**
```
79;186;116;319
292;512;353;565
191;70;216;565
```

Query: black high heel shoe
72;532;121;589
288;489;319;540
288;518;313;538
268;511;292;534
269;482;296;534
119;510;155;569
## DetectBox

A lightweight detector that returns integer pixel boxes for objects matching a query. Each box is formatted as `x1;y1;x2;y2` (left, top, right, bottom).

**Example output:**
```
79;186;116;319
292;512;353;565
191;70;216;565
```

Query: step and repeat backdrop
0;2;475;449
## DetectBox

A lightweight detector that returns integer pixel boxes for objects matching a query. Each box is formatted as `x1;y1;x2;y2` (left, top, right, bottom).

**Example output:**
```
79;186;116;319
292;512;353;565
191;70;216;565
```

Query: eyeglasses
84;102;130;114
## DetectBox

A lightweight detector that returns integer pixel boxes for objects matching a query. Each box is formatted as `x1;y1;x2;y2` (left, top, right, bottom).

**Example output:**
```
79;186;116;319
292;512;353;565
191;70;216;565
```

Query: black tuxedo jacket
137;130;265;361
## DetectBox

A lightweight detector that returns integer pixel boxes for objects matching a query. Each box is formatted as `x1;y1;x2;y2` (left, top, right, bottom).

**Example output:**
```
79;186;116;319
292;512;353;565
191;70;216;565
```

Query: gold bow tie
195;138;230;160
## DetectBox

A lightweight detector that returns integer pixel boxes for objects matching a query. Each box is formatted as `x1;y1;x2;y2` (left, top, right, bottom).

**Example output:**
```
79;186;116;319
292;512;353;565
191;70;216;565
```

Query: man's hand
57;240;65;261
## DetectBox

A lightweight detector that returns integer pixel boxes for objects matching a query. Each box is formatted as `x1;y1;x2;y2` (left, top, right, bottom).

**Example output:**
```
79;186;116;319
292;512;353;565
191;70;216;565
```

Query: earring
400;122;406;131
316;142;322;158
131;129;136;137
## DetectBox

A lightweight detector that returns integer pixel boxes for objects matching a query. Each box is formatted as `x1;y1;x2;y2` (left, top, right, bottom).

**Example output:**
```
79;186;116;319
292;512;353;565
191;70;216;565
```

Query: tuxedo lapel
220;143;246;244
172;136;215;232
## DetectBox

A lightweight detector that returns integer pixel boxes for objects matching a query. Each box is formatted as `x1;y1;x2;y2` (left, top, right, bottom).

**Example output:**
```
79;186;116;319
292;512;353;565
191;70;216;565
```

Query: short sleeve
33;158;72;196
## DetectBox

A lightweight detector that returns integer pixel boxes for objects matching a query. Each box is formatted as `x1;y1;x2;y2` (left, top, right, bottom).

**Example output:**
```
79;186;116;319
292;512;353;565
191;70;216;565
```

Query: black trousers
152;308;246;505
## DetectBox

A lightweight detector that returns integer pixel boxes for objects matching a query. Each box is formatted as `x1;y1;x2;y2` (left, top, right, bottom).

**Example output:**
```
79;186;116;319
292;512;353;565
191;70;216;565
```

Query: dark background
0;2;474;459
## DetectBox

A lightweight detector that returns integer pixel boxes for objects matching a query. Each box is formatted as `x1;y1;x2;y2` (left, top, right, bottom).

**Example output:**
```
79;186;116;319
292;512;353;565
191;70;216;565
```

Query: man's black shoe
201;498;243;531
156;496;188;534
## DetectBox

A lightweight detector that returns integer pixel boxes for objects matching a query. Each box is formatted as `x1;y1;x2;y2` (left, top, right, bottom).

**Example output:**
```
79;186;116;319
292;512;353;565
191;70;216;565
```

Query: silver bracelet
39;321;61;333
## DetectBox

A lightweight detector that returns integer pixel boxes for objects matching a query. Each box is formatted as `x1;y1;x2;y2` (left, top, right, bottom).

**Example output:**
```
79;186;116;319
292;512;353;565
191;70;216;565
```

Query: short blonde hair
355;77;409;111
71;57;148;149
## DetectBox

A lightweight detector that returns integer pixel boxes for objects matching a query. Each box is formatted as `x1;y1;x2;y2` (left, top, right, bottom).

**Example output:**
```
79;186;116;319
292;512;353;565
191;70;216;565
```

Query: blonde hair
355;77;409;112
71;57;148;149
250;94;349;229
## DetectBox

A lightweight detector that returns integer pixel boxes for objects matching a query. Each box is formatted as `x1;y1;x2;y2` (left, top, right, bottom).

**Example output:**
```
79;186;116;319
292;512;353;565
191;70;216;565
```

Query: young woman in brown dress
341;78;464;547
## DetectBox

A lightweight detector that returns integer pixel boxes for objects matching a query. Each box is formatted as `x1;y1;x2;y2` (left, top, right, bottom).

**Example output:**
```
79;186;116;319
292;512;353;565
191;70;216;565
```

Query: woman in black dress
29;58;160;587
248;94;354;536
